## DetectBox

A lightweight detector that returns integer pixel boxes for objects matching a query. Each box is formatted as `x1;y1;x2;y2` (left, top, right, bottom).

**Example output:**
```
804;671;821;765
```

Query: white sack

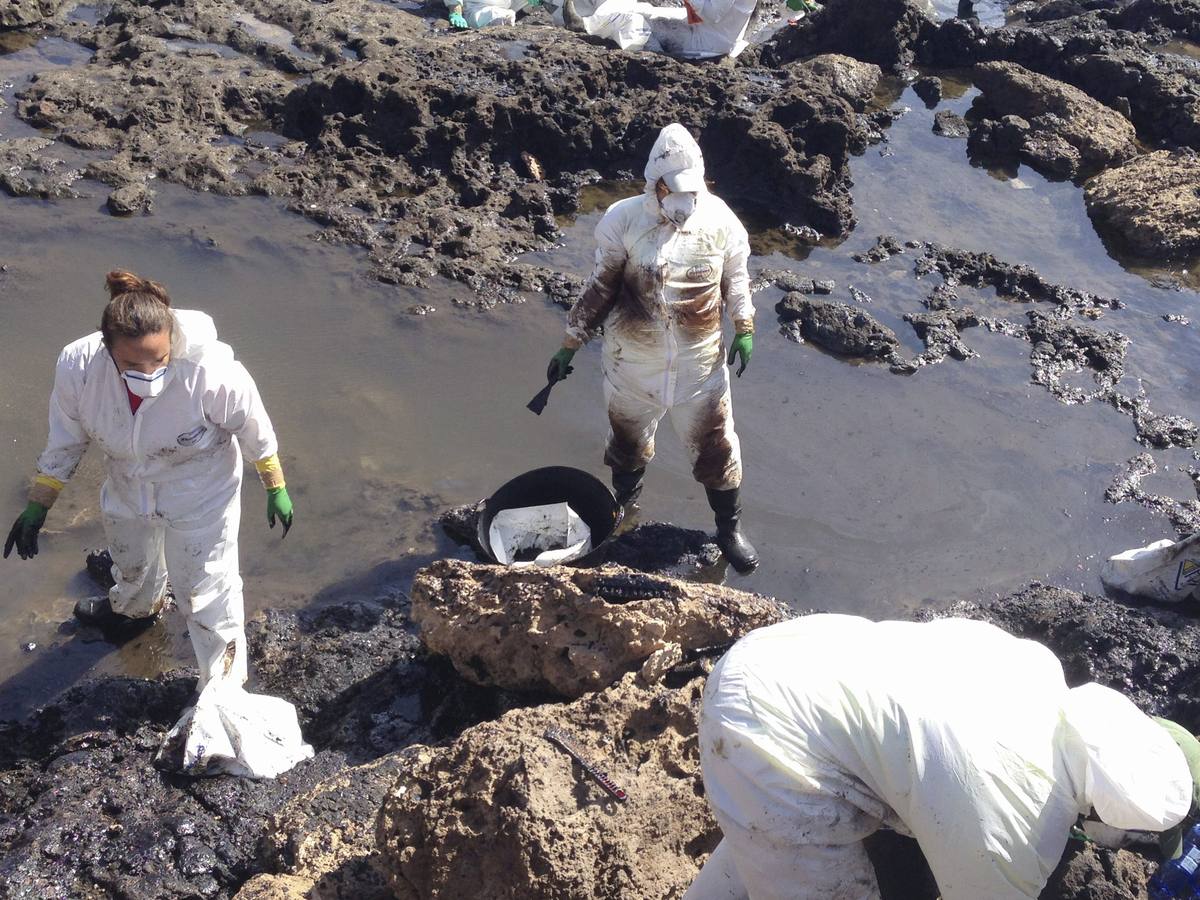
1100;533;1200;604
156;677;314;779
488;502;592;566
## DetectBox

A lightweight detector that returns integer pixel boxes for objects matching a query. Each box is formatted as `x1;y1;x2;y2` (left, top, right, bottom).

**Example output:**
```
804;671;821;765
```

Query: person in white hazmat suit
548;0;816;58
444;0;536;29
545;123;759;573
685;614;1200;900
4;271;312;779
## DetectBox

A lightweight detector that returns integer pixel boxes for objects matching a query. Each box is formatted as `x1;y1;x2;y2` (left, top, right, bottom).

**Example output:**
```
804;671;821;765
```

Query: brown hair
101;270;174;347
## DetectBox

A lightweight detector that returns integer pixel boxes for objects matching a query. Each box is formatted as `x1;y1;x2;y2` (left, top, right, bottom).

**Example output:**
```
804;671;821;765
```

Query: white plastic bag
488;502;592;566
156;677;315;779
1100;533;1200;604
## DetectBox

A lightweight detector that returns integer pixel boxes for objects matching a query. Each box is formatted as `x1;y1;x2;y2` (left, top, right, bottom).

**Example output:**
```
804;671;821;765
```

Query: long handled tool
544;727;628;802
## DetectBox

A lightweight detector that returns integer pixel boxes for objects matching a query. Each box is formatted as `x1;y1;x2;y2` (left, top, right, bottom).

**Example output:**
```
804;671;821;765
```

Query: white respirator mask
660;191;698;228
123;366;172;399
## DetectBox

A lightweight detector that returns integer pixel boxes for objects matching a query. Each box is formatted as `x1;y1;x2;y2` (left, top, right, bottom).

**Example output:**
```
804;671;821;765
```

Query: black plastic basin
476;466;623;568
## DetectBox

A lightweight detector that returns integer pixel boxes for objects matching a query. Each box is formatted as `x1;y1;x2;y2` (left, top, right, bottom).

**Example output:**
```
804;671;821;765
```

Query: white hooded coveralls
687;614;1194;900
34;310;312;778
553;0;757;57
565;124;753;491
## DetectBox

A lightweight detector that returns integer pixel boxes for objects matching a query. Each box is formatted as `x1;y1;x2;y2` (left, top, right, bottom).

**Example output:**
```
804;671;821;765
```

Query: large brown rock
969;62;1139;178
375;672;715;900
411;559;789;698
1085;150;1200;260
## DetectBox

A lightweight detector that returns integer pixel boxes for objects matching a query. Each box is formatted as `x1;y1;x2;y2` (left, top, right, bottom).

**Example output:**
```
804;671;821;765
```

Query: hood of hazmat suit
33;310;312;779
563;124;753;490
692;614;1193;900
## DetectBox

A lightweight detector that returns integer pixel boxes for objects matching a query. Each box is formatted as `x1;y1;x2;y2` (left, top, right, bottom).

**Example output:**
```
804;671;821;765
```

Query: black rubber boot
611;468;646;509
85;549;117;590
706;487;759;574
73;595;159;636
561;0;586;31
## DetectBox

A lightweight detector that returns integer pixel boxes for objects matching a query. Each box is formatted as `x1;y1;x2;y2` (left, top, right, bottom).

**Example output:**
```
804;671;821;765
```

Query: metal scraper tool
544;727;629;802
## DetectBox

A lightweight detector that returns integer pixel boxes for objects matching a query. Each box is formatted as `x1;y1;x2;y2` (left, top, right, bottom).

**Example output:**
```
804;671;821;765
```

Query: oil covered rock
411;558;789;697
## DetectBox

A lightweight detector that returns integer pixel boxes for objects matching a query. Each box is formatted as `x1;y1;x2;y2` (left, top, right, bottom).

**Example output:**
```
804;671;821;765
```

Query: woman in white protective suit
3;271;312;779
545;123;759;573
685;614;1200;900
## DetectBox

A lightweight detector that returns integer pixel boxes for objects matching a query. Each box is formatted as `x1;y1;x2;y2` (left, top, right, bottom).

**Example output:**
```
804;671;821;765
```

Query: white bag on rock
1100;532;1200;604
156;675;314;779
488;502;592;566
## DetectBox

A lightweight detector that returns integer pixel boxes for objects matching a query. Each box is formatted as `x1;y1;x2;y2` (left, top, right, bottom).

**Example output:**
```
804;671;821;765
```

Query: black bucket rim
476;466;623;567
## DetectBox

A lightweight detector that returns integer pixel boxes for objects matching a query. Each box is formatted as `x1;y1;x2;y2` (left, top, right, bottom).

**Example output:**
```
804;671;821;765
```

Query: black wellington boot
611;468;646;509
73;595;160;637
85;548;117;590
561;0;586;31
706;487;759;574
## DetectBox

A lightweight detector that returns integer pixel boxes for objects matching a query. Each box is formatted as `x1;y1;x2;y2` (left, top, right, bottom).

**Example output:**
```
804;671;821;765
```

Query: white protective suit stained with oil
35;309;312;777
686;614;1193;900
564;124;753;491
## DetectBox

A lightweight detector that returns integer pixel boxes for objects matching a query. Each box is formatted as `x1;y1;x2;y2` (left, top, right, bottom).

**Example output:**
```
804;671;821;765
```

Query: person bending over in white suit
686;614;1200;900
549;0;818;58
444;0;539;29
5;270;311;778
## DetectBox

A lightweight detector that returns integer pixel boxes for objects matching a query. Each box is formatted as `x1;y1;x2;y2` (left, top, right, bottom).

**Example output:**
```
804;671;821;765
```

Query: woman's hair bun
105;270;171;306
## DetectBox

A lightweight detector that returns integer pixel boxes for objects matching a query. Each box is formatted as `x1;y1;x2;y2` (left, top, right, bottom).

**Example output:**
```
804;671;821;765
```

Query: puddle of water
500;39;532;60
67;2;109;25
233;12;319;61
1154;39;1200;64
164;37;249;60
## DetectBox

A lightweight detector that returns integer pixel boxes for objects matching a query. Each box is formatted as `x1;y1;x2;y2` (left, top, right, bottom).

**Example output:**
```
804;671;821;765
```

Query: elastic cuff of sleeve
29;474;64;509
734;318;755;336
255;454;287;490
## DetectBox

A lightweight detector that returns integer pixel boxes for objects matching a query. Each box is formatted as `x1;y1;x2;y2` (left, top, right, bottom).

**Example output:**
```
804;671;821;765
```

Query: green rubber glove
547;347;576;383
449;9;469;28
267;487;294;538
527;0;541;6
4;501;48;560
786;0;804;10
727;333;752;377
